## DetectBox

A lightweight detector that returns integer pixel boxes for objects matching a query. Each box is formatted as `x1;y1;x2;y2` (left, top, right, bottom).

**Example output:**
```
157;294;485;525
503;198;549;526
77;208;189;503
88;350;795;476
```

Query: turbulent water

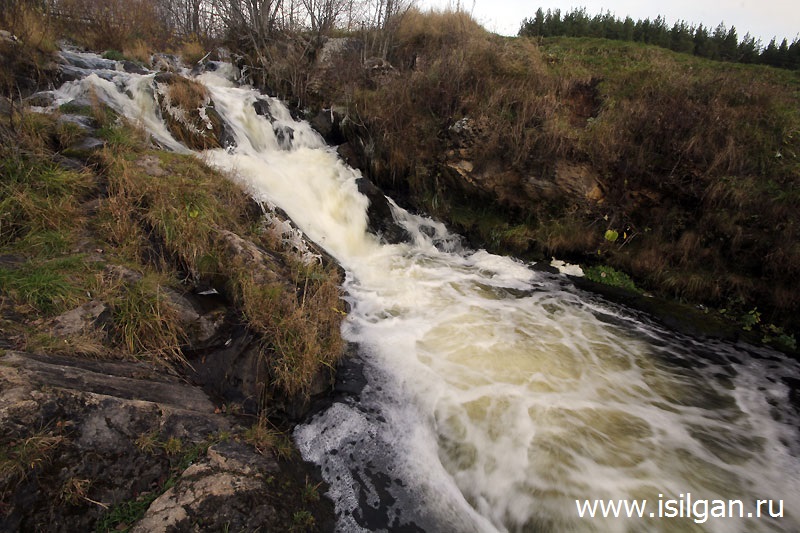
52;50;800;532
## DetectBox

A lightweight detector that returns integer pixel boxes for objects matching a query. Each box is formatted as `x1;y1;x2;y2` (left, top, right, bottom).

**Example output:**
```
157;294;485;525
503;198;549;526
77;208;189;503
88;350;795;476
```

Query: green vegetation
96;433;215;533
519;7;800;70
584;265;641;293
1;79;344;400
272;11;799;344
290;510;316;532
0;430;65;490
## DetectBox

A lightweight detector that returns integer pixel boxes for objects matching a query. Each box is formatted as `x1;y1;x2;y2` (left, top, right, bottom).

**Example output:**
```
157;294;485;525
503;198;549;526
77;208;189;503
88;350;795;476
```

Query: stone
309;107;345;144
356;177;411;244
122;60;148;74
50;300;108;338
137;154;166;177
24;91;56;107
162;288;225;346
131;441;279;533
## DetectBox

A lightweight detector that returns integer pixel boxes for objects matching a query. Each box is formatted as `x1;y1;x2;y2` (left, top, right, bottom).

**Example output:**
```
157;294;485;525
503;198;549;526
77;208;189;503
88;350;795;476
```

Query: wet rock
122;60;148;74
57;113;95;131
186;326;263;414
356;178;411;244
58;96;94;113
132;441;278;533
337;141;362;167
162;288;225;346
0;351;231;532
252;98;273;120
63;136;106;158
309;107;346;145
273;124;294;149
58;64;87;83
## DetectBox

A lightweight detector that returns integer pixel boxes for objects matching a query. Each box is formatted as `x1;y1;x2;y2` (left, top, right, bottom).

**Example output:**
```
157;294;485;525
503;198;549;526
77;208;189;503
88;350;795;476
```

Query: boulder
24;91;56;107
308;107;346;145
50;300;108;338
131;441;278;533
153;73;234;150
356;177;410;244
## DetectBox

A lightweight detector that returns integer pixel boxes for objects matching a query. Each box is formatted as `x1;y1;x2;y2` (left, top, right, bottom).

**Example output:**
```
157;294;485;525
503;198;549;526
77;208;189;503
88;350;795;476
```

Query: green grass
110;274;186;364
95;492;160;533
0;257;88;315
584;265;641;293
95;434;219;532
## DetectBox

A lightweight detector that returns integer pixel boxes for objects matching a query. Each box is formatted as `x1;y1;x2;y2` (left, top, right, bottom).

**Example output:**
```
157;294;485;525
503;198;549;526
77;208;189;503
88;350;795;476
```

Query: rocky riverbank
1;42;342;531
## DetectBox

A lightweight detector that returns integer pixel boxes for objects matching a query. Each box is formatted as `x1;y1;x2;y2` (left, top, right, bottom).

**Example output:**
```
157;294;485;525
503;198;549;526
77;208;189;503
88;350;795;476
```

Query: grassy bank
242;10;798;350
3;4;798;349
0;87;345;406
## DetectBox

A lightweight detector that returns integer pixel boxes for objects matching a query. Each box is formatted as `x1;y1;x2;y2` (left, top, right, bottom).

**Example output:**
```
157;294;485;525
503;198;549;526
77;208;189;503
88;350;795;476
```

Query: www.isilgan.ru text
576;494;784;524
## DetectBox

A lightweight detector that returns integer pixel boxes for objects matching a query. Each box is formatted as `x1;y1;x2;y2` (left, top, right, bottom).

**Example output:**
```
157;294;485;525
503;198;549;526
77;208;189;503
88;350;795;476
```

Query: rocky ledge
0;348;334;532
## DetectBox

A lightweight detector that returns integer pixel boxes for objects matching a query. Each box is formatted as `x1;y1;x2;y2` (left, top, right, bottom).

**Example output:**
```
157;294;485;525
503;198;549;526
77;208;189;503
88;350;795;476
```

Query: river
52;50;800;532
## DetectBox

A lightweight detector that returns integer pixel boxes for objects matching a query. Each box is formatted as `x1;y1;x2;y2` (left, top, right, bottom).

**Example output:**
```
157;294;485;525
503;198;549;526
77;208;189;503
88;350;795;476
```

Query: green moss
102;49;125;61
584;265;641;293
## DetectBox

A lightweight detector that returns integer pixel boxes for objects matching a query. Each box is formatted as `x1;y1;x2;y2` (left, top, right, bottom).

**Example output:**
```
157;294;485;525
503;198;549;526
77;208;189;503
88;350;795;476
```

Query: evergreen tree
777;38;790;68
720;26;739;61
621;16;635;41
789;39;800;70
670;21;695;54
761;38;780;66
518;6;799;71
694;24;715;58
737;33;760;63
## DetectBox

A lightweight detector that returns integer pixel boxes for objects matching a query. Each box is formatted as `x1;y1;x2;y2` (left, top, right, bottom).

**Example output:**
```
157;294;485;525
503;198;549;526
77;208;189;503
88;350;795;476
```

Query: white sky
422;0;799;45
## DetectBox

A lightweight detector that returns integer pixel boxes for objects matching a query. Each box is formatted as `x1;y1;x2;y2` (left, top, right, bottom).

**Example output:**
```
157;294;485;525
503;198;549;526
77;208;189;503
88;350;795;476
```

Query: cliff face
254;16;799;347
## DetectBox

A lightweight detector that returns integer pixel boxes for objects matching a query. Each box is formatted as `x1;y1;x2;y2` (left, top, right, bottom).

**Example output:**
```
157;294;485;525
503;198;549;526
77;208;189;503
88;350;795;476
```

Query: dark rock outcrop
356;177;411;244
0;349;334;532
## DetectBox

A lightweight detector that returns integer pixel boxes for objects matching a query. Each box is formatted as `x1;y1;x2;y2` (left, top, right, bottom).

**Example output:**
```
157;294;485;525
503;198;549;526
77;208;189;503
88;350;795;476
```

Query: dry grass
178;36;207;65
109;272;187;365
123;39;153;65
0;431;65;489
2;100;346;397
1;4;57;53
154;75;223;150
239;263;344;399
56;0;169;51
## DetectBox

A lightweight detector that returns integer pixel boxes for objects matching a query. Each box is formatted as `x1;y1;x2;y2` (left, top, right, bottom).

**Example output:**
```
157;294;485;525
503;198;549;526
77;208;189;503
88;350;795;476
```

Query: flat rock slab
0;351;215;412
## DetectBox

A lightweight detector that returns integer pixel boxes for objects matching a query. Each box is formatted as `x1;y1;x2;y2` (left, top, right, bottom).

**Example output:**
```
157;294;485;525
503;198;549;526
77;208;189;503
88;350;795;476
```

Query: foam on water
53;54;800;532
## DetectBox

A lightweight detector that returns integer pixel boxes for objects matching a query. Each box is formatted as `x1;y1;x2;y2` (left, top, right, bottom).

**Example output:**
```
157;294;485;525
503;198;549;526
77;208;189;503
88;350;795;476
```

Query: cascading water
51;50;799;532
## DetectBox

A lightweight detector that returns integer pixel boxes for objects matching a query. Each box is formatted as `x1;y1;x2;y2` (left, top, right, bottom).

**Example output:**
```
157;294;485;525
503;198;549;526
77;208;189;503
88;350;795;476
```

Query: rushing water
52;51;800;532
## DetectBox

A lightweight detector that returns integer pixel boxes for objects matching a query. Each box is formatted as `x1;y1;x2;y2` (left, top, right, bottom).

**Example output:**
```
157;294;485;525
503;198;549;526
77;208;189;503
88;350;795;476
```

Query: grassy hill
274;14;799;349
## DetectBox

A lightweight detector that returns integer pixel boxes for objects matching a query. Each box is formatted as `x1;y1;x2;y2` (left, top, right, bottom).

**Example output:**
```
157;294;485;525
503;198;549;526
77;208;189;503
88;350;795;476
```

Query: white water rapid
52;50;800;532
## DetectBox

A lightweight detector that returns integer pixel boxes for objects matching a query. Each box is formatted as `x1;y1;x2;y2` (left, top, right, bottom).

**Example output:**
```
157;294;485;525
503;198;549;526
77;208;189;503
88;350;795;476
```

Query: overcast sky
421;0;799;45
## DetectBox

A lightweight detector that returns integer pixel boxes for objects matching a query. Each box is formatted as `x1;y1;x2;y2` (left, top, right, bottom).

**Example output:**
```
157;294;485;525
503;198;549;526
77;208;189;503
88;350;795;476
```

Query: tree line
2;0;412;56
519;7;800;70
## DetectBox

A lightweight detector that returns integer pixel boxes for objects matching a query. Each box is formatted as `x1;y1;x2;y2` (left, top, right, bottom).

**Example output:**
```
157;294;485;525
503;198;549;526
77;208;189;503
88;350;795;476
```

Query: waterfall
52;50;800;532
